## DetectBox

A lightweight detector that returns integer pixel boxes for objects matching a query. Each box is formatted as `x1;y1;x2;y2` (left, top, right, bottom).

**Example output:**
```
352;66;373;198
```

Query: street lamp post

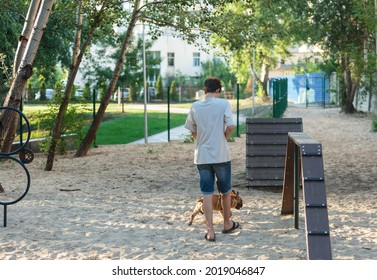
143;22;148;144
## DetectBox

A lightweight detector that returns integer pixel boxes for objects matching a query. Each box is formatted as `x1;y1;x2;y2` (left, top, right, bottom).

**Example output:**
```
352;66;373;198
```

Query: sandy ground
0;104;376;260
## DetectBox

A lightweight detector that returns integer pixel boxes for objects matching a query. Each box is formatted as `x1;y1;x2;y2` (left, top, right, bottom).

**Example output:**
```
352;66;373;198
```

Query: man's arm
224;125;235;139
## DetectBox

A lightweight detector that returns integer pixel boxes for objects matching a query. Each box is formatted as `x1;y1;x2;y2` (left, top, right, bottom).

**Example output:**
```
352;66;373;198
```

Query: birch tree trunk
13;0;42;76
75;0;141;157
0;0;54;153
45;0;109;171
72;0;83;68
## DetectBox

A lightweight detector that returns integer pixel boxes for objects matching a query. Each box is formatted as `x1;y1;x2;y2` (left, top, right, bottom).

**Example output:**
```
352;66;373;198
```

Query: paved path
130;113;247;144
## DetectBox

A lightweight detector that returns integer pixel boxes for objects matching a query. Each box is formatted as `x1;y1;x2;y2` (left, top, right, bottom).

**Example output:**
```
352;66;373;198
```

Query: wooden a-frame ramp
281;132;332;260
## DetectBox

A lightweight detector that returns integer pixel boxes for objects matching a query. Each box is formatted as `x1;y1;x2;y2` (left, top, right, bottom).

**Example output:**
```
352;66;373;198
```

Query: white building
134;25;217;87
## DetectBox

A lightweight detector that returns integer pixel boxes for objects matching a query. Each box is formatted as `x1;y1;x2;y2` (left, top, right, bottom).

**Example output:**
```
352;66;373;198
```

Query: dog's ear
197;198;204;203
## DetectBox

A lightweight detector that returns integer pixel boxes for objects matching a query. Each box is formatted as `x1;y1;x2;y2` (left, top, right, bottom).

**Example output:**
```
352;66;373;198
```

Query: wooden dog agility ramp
246;118;303;187
281;132;332;260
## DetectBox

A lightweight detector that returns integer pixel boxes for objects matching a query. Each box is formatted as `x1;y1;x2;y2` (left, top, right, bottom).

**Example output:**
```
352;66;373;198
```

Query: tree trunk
72;0;83;68
341;54;358;114
13;0;42;76
261;63;270;100
0;0;54;152
75;0;141;157
45;0;105;171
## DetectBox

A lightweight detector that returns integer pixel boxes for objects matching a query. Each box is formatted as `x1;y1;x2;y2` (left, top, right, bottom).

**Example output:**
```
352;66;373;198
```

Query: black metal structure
0;106;33;227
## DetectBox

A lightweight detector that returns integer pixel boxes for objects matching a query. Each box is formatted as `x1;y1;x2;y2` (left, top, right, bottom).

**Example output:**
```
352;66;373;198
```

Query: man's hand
224;125;235;139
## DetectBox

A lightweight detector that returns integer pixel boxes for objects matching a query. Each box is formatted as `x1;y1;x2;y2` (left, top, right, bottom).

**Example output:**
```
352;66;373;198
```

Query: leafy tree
199;58;236;90
129;83;136;101
208;1;291;99
170;80;178;102
0;0;26;77
26;80;33;100
281;0;377;113
155;75;163;99
39;80;47;101
82;81;91;101
82;34;161;99
45;0;124;170
1;0;55;153
76;0;238;156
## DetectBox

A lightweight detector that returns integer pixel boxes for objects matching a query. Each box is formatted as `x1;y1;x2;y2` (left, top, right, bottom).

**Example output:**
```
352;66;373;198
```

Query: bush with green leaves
372;116;377;132
34;102;90;154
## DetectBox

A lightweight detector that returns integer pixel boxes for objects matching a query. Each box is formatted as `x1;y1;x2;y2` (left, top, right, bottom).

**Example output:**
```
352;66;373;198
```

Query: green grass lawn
94;111;188;144
19;99;271;146
20;103;189;145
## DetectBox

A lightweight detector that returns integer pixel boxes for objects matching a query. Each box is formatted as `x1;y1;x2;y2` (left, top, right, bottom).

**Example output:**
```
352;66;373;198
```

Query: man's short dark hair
204;77;222;93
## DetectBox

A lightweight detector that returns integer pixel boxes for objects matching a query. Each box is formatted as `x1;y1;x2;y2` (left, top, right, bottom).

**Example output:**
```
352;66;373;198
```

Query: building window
167;52;174;67
193;52;200;67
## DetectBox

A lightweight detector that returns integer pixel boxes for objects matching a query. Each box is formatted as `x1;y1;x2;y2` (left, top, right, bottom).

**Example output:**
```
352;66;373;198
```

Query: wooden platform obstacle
246;118;303;187
281;132;332;260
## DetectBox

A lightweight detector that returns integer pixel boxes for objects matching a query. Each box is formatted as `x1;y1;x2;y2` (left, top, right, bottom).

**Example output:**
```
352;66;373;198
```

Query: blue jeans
197;161;231;195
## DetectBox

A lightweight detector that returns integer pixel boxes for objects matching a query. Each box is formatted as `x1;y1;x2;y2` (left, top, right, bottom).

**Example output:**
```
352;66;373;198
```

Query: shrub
372;116;377;132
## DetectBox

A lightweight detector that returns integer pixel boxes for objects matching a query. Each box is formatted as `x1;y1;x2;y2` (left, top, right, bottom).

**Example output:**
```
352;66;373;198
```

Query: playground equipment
246;118;303;187
281;132;332;260
0;106;34;227
246;118;332;259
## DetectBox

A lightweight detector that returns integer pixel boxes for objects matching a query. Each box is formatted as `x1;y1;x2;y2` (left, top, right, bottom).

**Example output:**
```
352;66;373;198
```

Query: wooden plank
288;132;320;145
305;208;330;232
247;179;284;187
301;144;322;156
306;235;332;260
246;118;303;189
246;156;285;168
281;138;295;214
281;132;332;259
248;140;288;145
247;118;303;124
247;124;303;134
301;157;325;180
302;181;327;206
246;144;287;156
246;167;285;179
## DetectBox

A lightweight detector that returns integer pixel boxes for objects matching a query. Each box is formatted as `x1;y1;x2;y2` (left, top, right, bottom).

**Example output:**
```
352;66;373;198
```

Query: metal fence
272;78;288;118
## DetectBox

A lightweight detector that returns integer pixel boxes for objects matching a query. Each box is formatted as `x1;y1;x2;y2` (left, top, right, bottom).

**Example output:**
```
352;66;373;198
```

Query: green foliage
99;81;106;101
39;81;47;101
26;80;33;100
292;57;322;74
34;102;89;154
170;80;178;102
199;59;236;89
83;34;160;97
129;84;137;102
372;116;377;133
156;75;163;99
183;133;195;143
0;1;23;73
82;82;91;101
0;53;11;97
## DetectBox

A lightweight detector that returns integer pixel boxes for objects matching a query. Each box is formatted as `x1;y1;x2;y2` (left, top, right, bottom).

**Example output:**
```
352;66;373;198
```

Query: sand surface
0;104;376;260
